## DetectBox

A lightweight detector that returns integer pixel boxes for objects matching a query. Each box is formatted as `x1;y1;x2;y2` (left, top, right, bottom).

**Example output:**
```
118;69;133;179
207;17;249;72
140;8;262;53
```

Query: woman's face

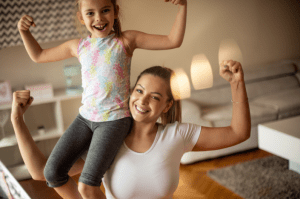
130;74;172;124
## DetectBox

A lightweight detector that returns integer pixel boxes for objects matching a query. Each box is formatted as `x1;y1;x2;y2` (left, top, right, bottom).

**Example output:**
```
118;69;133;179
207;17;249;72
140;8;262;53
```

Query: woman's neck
130;121;158;138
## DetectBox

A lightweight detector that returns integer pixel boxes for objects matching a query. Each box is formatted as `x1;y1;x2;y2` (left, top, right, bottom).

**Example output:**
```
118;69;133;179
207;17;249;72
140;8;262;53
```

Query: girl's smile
79;0;118;38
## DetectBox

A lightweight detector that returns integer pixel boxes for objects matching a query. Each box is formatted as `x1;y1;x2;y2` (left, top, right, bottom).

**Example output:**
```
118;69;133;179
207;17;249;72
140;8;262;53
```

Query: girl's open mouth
94;24;107;31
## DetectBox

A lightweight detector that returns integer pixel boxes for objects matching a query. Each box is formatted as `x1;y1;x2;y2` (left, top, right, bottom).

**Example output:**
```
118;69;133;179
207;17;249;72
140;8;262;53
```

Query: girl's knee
43;163;69;187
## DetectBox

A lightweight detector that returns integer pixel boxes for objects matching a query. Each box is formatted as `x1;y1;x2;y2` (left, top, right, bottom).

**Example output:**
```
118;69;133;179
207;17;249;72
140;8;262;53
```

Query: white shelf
0;88;82;148
0;128;64;148
0;88;81;111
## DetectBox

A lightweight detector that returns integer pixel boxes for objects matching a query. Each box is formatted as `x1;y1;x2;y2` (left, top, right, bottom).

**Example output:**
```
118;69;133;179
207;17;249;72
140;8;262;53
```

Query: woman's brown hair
133;66;182;125
75;0;122;38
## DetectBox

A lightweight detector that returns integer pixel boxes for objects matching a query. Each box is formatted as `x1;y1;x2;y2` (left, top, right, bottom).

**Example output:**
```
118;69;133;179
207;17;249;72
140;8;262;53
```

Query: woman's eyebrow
137;84;162;97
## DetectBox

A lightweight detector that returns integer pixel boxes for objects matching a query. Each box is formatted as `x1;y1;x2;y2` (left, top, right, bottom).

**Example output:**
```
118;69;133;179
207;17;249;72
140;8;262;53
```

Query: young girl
18;0;187;198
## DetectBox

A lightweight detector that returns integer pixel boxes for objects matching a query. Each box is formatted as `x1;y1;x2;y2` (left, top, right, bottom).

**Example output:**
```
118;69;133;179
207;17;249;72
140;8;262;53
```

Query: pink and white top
77;33;131;122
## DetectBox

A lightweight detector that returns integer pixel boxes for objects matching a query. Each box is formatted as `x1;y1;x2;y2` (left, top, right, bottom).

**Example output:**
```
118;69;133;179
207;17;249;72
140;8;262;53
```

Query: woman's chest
104;151;180;199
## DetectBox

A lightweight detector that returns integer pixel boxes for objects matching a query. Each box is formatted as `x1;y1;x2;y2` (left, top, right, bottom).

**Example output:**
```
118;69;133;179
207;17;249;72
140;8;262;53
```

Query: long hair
133;66;182;125
74;0;122;38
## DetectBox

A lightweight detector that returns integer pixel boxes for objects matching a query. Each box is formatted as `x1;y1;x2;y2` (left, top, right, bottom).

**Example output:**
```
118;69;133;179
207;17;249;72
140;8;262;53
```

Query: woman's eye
152;96;160;101
86;12;93;16
136;89;142;94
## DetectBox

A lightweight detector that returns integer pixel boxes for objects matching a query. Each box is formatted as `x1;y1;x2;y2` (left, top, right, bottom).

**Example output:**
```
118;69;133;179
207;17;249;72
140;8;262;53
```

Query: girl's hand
164;0;187;6
18;15;36;32
11;90;34;121
219;60;244;84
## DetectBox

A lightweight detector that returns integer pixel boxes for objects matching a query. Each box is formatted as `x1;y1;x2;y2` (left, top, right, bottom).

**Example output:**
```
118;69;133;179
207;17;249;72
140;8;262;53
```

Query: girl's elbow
30;56;41;63
173;40;183;48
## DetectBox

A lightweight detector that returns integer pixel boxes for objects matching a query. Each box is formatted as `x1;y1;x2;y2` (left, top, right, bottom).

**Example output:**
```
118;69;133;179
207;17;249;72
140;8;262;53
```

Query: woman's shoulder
161;122;201;137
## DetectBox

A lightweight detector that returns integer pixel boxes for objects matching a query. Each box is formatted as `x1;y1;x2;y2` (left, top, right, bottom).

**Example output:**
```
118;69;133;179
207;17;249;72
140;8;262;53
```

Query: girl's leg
78;117;132;199
44;114;93;198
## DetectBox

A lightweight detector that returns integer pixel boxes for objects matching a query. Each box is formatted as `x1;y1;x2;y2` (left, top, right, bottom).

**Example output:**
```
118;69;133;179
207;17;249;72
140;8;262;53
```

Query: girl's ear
163;100;173;113
77;12;85;25
114;5;119;19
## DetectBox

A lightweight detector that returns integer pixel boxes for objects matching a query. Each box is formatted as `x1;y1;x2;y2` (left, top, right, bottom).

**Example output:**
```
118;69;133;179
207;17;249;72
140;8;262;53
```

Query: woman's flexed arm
192;60;251;151
11;91;84;181
18;15;80;63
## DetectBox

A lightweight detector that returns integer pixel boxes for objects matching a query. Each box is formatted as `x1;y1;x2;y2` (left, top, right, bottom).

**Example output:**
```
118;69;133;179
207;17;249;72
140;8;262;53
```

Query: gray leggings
44;114;132;187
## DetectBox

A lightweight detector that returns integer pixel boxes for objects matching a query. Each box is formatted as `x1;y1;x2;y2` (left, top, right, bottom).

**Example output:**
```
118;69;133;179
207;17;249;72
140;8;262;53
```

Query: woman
11;60;250;199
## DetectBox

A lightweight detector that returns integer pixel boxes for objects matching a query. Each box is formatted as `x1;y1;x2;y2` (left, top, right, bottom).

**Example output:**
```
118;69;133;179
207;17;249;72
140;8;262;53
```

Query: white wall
1;0;299;90
0;0;299;167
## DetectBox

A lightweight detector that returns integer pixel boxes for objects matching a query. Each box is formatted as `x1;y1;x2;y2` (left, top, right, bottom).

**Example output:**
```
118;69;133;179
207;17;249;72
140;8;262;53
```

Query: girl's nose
95;13;102;22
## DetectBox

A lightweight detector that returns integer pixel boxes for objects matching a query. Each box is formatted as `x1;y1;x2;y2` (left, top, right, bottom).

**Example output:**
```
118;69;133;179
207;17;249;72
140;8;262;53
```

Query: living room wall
0;0;299;90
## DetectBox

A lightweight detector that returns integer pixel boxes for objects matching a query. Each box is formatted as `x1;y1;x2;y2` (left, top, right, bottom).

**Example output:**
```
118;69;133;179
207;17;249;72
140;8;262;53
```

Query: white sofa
180;59;300;164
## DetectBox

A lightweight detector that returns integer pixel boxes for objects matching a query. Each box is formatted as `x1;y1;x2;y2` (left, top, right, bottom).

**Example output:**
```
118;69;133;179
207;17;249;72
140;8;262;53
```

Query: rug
207;156;300;199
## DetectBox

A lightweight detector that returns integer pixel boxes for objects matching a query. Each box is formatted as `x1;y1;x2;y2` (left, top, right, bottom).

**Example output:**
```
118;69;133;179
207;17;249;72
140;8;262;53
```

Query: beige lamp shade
218;39;243;65
171;68;191;100
191;54;213;90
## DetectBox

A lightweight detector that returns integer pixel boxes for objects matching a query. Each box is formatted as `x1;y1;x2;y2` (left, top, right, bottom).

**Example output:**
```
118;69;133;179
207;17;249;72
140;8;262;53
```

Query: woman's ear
163;100;173;113
77;12;85;25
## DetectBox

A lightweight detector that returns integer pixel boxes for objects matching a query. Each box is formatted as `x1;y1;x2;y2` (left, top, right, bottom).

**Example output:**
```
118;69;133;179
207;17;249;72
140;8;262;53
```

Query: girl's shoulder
118;31;136;57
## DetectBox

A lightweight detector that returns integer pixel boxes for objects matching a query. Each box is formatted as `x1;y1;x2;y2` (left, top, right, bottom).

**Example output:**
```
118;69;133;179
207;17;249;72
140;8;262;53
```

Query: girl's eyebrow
84;5;111;12
137;84;163;97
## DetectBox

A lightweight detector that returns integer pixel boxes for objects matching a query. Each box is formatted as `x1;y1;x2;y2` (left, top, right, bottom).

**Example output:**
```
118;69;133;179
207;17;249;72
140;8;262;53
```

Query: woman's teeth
136;105;147;113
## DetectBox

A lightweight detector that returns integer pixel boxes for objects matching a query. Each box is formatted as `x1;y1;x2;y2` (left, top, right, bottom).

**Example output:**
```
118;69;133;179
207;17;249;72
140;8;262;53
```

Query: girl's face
130;74;173;124
78;0;118;38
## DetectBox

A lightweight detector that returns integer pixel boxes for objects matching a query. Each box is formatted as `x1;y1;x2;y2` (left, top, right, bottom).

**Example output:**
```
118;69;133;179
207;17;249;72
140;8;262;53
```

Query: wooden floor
19;149;272;199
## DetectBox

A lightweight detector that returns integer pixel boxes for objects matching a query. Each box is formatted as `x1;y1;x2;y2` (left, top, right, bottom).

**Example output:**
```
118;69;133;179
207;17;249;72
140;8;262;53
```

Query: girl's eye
86;12;94;16
102;9;110;13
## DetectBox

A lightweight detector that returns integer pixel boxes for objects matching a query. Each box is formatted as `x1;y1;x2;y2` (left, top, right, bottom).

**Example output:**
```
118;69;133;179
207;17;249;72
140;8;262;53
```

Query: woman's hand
18;15;36;32
164;0;187;6
219;60;244;84
11;90;34;121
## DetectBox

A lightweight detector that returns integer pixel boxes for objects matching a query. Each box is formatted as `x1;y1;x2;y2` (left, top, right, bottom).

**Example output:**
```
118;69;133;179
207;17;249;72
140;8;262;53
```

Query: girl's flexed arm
18;15;79;63
124;0;187;52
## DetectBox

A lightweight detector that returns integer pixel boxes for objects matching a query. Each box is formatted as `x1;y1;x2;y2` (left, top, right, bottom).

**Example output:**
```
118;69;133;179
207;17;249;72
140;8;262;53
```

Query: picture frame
0;161;30;199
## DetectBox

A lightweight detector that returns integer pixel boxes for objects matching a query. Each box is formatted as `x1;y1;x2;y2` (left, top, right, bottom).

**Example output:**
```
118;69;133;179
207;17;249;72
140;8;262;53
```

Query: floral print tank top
77;34;131;122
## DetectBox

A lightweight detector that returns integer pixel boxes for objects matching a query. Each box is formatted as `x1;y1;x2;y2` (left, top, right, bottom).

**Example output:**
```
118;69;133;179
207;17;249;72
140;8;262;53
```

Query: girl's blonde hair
74;0;122;38
133;66;182;126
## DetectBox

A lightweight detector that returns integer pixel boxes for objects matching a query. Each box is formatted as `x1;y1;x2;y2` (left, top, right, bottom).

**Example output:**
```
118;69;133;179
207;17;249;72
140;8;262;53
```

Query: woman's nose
140;95;148;105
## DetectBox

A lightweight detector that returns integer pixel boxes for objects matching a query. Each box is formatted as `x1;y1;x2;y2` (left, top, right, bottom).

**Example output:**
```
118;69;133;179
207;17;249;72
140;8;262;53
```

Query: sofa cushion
201;102;278;127
252;88;300;119
181;99;212;127
189;75;299;107
189;86;232;107
245;76;299;100
213;59;297;88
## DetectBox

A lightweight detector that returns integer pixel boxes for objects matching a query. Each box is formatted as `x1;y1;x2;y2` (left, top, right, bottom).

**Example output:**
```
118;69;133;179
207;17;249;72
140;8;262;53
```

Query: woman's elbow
240;129;251;142
31;172;46;181
32;175;46;181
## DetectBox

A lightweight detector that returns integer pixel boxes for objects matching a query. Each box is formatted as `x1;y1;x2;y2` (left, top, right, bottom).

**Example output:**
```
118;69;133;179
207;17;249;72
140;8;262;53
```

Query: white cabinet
0;89;81;148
